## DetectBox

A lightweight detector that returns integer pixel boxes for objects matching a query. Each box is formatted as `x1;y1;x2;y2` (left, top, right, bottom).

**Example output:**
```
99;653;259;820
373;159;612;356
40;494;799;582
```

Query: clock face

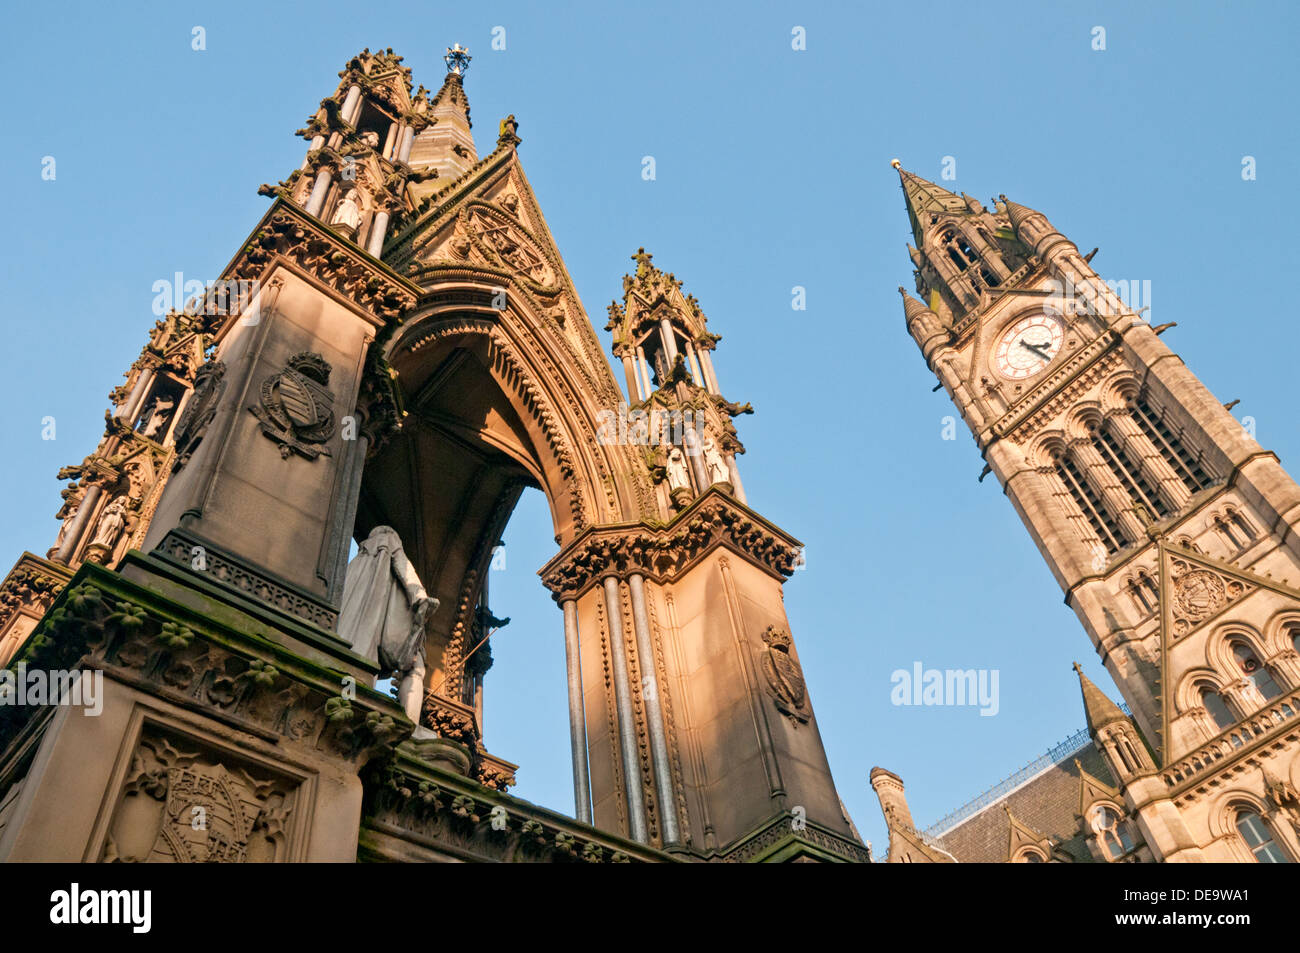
993;314;1064;380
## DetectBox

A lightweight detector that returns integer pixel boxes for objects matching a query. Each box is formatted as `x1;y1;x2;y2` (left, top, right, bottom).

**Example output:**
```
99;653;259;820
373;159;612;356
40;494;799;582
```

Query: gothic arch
1206;622;1268;681
1263;609;1300;656
1174;666;1230;714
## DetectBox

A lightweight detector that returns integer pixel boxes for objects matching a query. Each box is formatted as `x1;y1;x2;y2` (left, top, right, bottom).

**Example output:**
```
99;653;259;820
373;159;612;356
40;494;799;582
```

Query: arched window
1231;641;1281;701
1014;848;1046;863
1292;627;1300;656
1236;810;1290;863
1201;687;1236;731
1129;393;1213;494
1089;805;1135;860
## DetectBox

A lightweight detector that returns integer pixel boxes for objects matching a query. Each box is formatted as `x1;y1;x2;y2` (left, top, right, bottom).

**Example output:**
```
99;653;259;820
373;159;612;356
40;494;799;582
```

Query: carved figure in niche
702;436;729;485
90;496;128;550
138;395;175;439
330;187;362;236
338;526;438;723
172;358;226;471
666;446;691;494
361;130;381;149
53;501;79;551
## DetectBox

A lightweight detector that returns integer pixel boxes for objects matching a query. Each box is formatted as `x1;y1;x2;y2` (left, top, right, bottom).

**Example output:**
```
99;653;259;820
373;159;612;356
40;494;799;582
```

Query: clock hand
1019;339;1051;359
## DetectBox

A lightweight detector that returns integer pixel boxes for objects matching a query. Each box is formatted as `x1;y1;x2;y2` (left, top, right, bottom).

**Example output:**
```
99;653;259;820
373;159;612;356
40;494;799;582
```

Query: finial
1072;661;1084;675
890;158;902;169
445;43;471;75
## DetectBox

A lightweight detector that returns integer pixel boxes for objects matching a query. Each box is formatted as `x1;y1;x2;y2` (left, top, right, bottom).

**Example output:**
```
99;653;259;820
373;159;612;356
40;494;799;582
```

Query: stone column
636;346;653;397
398;127;415;164
684;340;704;387
117;367;155;421
659;318;679;366
697;348;720;394
626;573;679;844
304;167;334;217
381;123;398;160
682;428;710;494
602;575;648;843
366;212;390;257
726;454;747;504
622;355;642;402
340;85;362;125
562;599;593;824
54;486;102;564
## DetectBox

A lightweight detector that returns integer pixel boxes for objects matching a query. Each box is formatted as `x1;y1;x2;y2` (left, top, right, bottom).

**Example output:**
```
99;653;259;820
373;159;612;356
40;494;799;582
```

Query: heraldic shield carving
250;351;337;460
761;625;809;724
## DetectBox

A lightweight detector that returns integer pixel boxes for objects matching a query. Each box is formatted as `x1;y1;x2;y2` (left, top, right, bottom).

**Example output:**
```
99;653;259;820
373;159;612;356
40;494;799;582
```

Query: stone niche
96;717;312;863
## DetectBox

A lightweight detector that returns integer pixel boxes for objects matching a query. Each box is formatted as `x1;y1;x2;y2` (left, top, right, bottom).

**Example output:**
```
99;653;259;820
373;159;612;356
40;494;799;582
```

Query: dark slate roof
929;742;1115;863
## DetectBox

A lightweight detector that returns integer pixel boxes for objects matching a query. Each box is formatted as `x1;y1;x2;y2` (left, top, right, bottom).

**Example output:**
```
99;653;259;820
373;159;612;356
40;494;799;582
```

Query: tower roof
1074;662;1128;734
894;161;971;246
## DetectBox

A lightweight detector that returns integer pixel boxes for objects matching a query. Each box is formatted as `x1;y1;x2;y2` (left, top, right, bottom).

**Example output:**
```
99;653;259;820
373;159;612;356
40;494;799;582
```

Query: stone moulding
712;811;873;864
360;744;670;864
0;561;412;769
212;199;421;341
538;487;802;601
152;528;340;630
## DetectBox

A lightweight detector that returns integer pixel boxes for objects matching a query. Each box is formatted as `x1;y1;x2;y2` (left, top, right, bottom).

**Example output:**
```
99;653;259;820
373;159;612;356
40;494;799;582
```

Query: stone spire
893;160;972;247
1074;662;1129;734
407;47;478;182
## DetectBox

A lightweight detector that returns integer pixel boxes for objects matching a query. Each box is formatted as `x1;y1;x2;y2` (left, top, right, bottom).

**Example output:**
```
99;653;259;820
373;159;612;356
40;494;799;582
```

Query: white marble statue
666;446;691;493
338;526;438;723
90;497;127;549
702;437;729;485
330;189;362;234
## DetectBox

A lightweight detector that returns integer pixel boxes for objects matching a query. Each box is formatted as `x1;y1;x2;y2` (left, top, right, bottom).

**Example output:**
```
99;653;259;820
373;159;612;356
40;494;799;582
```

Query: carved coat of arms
761;625;809;723
250;352;337;460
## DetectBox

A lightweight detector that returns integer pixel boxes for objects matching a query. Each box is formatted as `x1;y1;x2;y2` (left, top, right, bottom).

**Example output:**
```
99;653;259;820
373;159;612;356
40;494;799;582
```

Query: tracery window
1089;805;1135;860
1053;448;1130;555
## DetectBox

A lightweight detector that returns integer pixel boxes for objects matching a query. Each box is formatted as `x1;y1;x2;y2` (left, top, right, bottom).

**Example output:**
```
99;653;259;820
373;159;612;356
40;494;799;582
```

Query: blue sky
3;0;1298;854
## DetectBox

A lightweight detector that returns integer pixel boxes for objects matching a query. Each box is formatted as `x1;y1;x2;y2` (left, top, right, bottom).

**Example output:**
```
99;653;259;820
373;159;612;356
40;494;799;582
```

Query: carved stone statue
330;189;361;235
90;496;128;550
702;436;729;485
53;501;79;552
139;395;175;439
338;526;438;723
666;446;691;493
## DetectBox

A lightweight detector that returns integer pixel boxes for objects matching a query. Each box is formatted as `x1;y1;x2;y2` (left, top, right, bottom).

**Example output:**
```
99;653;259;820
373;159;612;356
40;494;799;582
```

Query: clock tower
896;162;1300;861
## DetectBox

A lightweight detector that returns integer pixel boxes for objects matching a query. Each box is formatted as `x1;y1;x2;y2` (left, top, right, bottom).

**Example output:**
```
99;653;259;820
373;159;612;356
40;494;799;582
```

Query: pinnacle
1074;662;1129;735
999;193;1038;232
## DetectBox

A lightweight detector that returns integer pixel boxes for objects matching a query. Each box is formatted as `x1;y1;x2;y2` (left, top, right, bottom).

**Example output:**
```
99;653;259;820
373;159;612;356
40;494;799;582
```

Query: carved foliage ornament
250;352;337;460
760;625;809;724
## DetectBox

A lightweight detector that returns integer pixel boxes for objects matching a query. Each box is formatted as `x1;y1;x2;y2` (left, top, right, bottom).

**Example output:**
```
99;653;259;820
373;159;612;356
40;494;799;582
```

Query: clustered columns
601;574;648;843
560;570;682;846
